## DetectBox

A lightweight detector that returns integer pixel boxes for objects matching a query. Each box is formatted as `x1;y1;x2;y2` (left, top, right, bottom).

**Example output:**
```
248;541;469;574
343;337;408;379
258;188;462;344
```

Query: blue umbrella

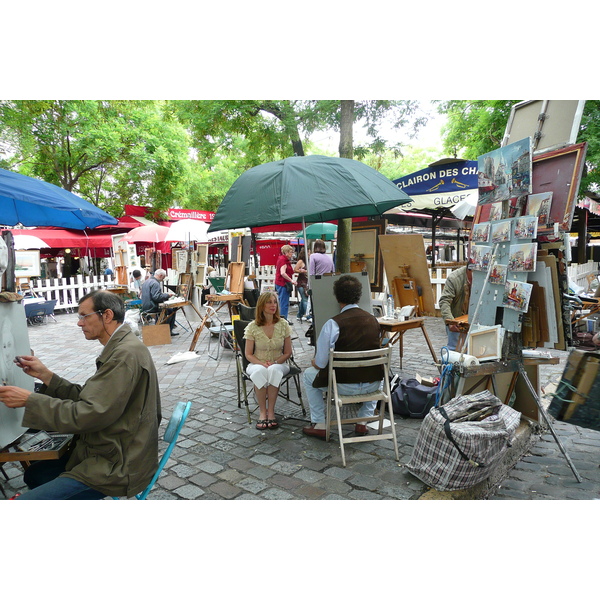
0;167;117;229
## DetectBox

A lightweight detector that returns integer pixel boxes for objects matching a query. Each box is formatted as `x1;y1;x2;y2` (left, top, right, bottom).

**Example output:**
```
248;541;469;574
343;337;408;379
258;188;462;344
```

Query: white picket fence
24;260;599;314
28;275;116;311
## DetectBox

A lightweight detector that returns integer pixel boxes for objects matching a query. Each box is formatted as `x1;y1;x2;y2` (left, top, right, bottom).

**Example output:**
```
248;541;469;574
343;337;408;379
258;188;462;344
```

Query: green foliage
0;100;192;218
436;100;516;159
437;100;600;197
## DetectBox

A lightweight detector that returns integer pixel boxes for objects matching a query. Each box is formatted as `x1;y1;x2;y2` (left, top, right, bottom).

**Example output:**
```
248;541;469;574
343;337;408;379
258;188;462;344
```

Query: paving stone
209;481;242;499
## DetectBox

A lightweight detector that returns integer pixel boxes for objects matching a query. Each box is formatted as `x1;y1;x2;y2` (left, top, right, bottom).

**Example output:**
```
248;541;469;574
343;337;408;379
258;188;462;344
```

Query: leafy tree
0;100;193;217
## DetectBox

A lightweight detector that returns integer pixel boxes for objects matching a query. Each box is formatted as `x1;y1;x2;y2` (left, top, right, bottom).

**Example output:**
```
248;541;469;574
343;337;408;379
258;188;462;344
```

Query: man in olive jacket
0;290;161;500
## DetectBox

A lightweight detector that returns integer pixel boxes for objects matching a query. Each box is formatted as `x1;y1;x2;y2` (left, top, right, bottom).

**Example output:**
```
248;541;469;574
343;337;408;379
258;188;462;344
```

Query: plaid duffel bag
406;390;521;491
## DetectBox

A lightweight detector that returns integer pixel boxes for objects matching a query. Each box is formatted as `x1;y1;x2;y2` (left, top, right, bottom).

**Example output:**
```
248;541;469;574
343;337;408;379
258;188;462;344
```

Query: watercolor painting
469;244;493;271
472;221;490;243
514;216;538;240
507;243;537;272
526;192;553;228
478;137;532;204
488;262;508;285
490;219;512;244
502;279;533;312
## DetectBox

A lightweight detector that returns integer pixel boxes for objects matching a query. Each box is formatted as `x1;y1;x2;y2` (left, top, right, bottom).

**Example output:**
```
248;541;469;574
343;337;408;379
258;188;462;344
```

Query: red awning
10;228;114;249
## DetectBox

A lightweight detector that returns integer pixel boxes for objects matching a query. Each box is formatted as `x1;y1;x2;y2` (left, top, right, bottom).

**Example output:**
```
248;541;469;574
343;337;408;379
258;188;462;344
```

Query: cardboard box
142;324;171;346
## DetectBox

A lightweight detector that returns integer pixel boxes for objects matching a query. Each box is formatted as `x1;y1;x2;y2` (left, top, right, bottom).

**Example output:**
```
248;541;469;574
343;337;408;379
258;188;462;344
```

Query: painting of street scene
469;244;493;271
507;242;537;272
526;192;553;228
489;202;503;221
490;219;512;244
488;262;508;285
514;215;538;240
472;221;490;243
502;279;533;313
477;137;532;204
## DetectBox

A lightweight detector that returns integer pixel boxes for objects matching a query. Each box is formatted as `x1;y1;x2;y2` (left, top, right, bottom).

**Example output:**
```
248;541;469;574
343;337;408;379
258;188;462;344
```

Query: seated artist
0;290;162;500
244;292;292;430
302;275;383;439
141;268;178;336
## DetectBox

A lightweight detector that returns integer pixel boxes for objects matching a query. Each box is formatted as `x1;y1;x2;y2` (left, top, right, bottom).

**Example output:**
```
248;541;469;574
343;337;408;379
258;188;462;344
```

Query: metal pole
518;363;582;483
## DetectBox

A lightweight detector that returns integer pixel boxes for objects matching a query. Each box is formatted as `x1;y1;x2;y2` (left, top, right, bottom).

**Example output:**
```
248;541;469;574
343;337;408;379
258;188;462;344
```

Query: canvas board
309;272;372;348
0;303;31;447
378;234;436;316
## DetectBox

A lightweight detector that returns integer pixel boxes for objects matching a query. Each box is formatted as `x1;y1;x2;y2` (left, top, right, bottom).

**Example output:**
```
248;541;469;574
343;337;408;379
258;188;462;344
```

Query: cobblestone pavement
2;304;599;501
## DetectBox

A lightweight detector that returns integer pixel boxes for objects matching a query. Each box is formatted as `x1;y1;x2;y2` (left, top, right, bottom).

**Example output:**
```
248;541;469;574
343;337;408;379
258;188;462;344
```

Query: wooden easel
188;261;247;352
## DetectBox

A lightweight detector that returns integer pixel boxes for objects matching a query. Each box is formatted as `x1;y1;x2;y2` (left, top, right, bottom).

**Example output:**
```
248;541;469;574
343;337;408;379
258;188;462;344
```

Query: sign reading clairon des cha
392;160;478;211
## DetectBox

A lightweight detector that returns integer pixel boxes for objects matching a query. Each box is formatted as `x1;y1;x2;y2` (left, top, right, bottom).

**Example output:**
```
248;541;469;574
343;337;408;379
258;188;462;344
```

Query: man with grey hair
141;268;177;335
0;290;162;499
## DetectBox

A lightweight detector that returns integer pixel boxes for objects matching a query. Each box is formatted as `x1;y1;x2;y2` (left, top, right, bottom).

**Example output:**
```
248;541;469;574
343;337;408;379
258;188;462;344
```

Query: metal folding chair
233;319;305;423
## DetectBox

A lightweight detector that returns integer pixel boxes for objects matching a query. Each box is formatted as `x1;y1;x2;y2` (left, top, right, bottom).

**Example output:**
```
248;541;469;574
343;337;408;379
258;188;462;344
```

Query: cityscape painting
478;137;532;205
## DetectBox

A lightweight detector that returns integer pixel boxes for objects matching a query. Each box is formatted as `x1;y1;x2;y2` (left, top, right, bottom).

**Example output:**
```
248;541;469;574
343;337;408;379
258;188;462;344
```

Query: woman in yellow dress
244;292;293;430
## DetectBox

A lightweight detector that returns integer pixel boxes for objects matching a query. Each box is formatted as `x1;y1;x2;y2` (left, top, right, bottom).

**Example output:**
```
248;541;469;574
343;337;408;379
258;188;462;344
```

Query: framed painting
14;250;41;278
351;219;385;292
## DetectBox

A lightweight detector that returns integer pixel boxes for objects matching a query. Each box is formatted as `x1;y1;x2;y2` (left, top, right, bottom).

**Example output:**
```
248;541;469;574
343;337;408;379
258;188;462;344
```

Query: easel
188;261;247;352
453;355;582;483
455;242;582;482
378;317;440;372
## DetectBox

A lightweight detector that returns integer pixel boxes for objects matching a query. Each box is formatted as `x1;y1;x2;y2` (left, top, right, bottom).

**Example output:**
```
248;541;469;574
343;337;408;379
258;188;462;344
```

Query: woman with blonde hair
244;292;293;430
274;244;296;320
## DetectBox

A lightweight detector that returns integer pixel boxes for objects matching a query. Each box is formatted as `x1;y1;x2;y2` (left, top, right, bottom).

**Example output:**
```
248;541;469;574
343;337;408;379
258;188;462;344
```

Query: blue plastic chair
113;401;192;500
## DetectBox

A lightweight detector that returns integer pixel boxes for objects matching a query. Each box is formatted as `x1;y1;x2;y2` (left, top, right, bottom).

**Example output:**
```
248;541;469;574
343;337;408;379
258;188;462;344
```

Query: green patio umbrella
305;222;337;240
207;155;412;232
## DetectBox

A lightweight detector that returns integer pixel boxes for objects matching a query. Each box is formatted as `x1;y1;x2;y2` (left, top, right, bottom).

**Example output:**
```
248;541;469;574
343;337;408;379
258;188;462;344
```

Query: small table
378;317;440;372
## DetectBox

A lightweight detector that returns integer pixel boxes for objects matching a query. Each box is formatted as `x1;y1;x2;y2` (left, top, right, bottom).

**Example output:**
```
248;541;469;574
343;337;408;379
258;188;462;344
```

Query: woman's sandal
267;419;279;429
256;419;268;430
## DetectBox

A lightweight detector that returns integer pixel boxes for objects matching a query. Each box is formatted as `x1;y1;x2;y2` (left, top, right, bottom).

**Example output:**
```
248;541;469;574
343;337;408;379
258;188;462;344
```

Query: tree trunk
336;101;354;273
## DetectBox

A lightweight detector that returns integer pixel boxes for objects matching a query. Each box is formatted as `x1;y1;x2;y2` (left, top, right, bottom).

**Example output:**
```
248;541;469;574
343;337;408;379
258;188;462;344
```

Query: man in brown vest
302;275;383;439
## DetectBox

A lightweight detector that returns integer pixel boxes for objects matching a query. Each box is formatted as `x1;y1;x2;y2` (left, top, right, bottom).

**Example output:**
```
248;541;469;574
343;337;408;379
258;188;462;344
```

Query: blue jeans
276;284;290;319
446;326;460;351
303;366;379;424
297;286;308;320
15;455;106;500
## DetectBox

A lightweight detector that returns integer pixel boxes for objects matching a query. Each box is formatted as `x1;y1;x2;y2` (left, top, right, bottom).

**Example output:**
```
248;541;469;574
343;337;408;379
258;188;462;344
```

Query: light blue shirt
314;304;359;369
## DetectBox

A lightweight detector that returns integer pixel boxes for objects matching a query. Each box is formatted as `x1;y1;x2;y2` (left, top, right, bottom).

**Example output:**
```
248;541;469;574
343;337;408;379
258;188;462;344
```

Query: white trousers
246;363;290;389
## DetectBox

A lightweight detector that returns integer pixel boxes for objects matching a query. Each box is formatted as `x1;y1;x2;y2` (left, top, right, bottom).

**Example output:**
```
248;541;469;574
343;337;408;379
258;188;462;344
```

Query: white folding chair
325;346;399;467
